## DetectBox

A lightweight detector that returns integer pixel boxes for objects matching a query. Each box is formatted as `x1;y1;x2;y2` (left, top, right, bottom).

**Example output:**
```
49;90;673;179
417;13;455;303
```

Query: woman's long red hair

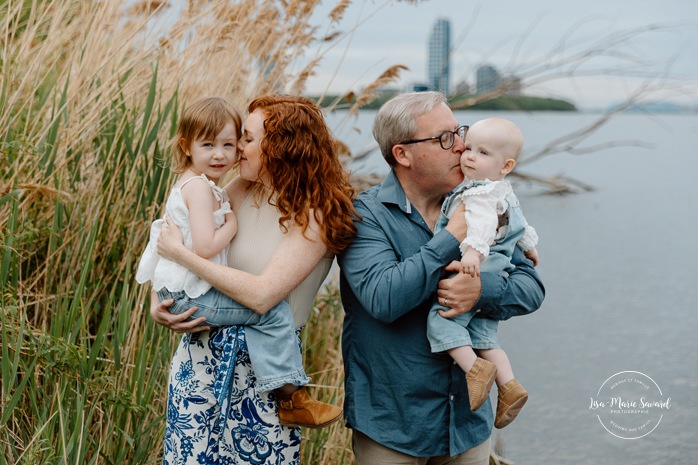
248;95;357;254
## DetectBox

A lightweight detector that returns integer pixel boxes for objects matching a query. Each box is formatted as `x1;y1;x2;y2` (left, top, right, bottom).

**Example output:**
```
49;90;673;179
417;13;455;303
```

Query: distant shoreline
310;93;577;112
312;93;698;113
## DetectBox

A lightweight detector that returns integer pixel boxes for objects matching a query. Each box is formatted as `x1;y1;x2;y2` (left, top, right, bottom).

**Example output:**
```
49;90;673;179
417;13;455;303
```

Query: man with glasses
338;92;544;464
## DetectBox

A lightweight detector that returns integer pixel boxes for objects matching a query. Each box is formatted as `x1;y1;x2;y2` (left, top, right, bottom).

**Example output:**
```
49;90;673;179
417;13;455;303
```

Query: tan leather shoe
276;386;342;429
466;358;497;411
494;379;528;429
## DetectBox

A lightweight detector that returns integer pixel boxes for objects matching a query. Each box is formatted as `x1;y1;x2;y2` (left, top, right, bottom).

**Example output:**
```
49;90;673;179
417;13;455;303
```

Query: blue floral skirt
163;326;301;465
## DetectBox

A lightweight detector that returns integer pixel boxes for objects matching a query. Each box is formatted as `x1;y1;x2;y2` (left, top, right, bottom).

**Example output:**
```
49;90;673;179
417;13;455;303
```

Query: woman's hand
157;216;186;262
150;292;210;334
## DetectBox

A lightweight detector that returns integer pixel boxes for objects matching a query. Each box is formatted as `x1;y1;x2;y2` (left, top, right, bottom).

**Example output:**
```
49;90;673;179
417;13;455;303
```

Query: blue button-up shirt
338;171;545;457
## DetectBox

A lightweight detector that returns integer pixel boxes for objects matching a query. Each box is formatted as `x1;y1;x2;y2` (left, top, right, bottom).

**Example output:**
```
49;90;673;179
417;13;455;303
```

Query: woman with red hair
151;95;356;464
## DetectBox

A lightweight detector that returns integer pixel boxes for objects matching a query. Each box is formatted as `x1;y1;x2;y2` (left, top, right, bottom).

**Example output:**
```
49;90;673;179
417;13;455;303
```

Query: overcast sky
302;0;698;109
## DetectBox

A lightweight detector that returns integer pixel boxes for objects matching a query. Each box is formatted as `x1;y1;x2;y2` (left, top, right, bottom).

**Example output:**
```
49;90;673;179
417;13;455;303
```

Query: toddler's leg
169;287;306;391
247;301;342;429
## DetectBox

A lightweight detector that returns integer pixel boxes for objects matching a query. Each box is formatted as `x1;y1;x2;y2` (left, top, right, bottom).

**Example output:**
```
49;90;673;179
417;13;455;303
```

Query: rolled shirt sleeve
339;196;462;323
474;245;545;320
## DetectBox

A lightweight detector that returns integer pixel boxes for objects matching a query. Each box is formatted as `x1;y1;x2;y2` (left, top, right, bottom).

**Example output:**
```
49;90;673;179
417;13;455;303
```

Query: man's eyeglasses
399;125;468;151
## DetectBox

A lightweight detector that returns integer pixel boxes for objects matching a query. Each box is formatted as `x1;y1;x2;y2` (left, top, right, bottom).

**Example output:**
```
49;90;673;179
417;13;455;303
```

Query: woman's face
237;109;267;183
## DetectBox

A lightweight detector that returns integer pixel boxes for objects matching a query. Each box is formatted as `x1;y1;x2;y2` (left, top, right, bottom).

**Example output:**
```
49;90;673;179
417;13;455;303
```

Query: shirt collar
377;170;413;214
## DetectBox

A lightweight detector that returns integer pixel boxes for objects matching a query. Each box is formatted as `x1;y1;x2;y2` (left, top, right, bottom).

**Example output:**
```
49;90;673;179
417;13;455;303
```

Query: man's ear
501;158;516;175
393;144;411;168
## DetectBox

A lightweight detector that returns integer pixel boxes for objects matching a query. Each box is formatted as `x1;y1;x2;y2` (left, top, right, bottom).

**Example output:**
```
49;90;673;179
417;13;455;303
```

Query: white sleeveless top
228;191;333;328
136;174;232;297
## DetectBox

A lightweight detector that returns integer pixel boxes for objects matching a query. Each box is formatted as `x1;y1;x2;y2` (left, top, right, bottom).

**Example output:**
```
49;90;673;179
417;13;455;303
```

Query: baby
427;117;539;428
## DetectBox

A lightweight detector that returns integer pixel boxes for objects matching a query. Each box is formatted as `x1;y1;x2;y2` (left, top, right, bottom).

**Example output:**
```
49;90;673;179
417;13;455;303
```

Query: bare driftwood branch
510;170;595;195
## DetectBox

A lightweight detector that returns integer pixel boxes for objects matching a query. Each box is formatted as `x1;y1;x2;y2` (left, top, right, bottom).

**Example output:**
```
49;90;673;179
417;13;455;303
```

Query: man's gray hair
372;91;448;166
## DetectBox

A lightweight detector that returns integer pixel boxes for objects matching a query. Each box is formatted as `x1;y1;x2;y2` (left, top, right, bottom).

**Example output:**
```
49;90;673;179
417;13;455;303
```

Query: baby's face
460;124;515;181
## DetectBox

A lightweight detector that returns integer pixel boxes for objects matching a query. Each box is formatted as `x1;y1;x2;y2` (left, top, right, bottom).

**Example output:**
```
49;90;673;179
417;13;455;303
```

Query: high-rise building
476;65;500;94
428;18;450;95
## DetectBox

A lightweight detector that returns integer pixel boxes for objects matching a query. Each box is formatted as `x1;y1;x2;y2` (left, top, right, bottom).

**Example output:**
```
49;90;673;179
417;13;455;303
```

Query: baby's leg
450;344;497;412
448;345;478;374
475;349;527;429
477;348;514;387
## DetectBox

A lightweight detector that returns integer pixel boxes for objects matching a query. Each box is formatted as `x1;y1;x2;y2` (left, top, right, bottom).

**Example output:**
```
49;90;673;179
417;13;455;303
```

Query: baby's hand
524;247;539;266
460;248;481;278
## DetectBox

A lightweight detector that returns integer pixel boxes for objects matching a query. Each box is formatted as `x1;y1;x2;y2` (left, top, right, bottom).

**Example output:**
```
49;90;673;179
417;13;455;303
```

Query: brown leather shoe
276;386;342;429
466;358;497;411
494;379;528;429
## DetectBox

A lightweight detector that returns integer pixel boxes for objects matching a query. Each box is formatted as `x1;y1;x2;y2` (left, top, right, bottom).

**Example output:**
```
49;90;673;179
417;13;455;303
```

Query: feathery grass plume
323;30;342;42
348;64;409;116
329;0;351;24
127;0;170;16
290;57;321;96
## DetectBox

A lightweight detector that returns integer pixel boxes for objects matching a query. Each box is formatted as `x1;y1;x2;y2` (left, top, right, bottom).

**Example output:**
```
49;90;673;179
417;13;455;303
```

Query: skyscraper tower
428;18;450;95
476;65;500;94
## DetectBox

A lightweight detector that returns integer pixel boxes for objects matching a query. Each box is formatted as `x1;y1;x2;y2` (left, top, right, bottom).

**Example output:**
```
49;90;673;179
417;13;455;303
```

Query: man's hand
150;292;210;334
436;261;482;318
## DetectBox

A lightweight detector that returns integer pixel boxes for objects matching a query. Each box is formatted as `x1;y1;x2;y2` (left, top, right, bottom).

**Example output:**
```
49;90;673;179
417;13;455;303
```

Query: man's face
402;103;465;195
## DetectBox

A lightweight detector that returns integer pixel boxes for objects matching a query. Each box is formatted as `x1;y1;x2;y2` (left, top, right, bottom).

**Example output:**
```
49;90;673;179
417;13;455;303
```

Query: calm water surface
327;110;698;465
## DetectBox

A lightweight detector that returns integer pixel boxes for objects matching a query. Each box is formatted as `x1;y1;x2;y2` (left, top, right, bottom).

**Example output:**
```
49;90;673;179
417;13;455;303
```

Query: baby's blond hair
470;117;524;162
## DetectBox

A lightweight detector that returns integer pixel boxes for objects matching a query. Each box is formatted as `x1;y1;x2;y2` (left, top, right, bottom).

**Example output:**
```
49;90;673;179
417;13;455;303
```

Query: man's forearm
475;249;545;320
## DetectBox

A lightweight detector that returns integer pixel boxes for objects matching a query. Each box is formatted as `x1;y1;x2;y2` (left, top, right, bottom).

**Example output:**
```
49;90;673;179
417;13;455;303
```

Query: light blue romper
426;179;536;352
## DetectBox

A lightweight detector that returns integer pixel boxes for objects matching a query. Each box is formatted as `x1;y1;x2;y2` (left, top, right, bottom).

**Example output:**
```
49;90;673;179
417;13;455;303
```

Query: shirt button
453;361;457;365
450;395;454;401
475;309;481;313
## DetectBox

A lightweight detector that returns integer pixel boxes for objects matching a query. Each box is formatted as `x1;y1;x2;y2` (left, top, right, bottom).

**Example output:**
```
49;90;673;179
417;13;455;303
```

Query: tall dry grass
0;0;379;463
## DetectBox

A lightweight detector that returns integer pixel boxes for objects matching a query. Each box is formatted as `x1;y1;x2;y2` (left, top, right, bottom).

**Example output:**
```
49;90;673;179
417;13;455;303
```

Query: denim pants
427;294;500;353
158;288;310;392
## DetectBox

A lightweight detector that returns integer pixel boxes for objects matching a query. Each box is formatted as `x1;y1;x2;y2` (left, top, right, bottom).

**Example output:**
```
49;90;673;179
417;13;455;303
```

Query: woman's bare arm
157;214;328;313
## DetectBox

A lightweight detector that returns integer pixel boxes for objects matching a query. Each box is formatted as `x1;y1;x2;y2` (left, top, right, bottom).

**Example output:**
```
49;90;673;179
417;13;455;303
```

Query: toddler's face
187;122;238;184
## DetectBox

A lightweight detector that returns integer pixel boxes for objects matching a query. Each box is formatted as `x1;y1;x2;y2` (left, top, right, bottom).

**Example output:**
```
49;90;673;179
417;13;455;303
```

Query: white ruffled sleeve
458;183;501;259
517;221;539;252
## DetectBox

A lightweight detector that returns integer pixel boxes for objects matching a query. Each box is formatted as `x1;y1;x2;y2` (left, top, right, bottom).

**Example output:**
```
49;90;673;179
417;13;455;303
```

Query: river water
326;109;698;465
